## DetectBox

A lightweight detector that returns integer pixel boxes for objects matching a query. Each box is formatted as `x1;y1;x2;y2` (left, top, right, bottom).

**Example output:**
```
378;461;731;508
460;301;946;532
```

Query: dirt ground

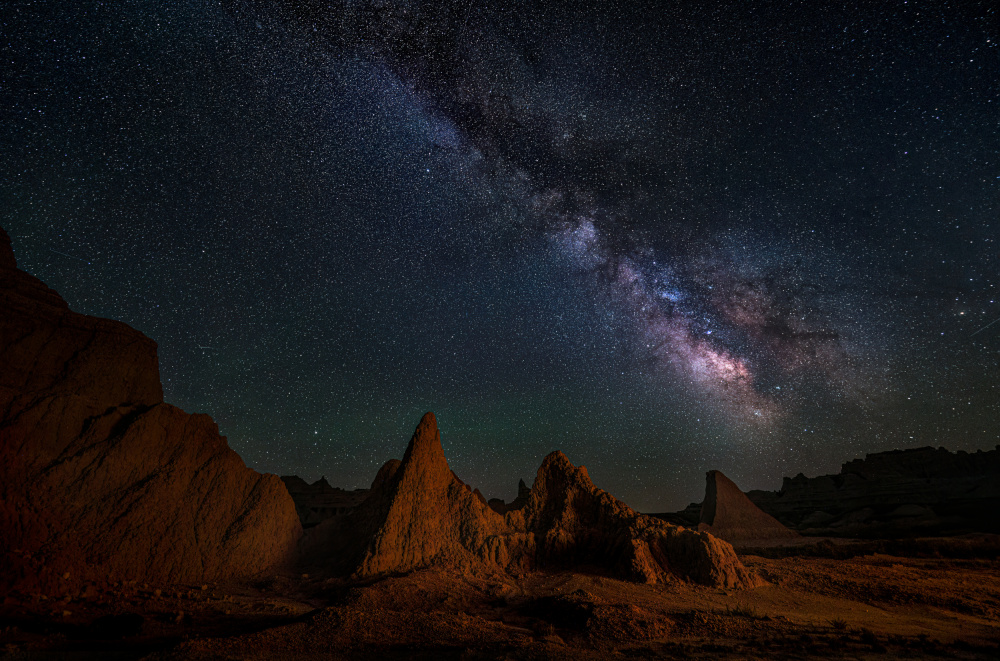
2;538;999;660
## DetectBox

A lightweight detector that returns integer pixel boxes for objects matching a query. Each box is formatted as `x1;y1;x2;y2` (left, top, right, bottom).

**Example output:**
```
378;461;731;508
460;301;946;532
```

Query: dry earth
2;538;998;660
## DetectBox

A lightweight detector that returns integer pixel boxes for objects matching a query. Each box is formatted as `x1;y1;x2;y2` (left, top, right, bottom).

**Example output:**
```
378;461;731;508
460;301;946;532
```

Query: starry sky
3;0;998;510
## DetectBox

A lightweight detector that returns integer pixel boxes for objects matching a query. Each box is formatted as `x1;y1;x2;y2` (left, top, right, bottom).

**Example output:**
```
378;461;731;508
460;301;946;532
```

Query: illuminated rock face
305;412;758;589
299;413;510;577
0;227;301;595
505;451;759;588
350;412;507;576
697;471;798;544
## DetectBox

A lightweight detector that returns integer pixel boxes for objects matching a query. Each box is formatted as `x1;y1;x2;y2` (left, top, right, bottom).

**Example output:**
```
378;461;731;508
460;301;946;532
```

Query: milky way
266;0;884;424
3;0;998;509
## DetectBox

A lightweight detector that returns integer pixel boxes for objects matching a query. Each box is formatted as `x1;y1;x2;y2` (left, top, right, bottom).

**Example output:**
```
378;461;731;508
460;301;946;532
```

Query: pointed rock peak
517;478;530;499
400;412;449;473
417;410;438;433
0;227;15;269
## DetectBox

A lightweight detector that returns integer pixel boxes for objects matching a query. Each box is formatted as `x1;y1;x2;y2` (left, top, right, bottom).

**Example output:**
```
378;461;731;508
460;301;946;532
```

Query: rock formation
0;227;301;595
299;413;510;576
302;412;757;588
280;475;369;528
696;471;798;544
503;452;758;587
746;446;1000;536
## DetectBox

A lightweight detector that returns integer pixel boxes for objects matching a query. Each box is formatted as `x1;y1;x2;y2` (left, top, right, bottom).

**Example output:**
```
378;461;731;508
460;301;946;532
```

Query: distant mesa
746;446;1000;537
487;478;530;515
696;471;798;544
0;227;301;595
657;447;1000;541
280;475;369;528
300;412;759;588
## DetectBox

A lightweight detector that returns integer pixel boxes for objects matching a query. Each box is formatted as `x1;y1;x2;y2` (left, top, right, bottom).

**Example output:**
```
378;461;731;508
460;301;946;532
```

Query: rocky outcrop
746;446;1000;537
302;413;757;588
696;471;798;544
502;452;758;587
280;475;369;528
0;227;301;595
299;413;509;576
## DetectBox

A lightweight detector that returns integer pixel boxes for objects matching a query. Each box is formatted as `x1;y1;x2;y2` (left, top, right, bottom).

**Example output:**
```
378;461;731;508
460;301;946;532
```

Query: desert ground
3;537;998;660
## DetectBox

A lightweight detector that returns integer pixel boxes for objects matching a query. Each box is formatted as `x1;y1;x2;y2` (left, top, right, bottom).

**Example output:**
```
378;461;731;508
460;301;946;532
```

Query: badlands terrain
1;225;999;659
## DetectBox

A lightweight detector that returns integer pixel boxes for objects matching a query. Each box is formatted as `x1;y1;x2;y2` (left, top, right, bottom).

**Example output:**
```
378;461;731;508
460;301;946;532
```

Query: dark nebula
3;0;997;509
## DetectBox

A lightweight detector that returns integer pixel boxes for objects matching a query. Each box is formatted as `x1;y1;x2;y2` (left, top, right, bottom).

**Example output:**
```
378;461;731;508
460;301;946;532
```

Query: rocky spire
351;412;505;577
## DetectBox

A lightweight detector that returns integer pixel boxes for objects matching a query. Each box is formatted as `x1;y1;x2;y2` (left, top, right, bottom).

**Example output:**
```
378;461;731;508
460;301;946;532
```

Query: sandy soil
2;540;998;660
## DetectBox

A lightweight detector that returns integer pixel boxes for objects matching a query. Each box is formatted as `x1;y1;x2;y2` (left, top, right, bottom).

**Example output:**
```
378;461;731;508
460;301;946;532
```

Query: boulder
0;227;301;595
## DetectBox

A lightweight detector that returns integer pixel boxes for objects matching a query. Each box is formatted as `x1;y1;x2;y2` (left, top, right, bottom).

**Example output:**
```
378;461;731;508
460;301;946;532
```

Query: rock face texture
697;471;798;544
299;413;510;576
0;228;301;595
302;413;757;588
504;452;758;587
746;446;1000;536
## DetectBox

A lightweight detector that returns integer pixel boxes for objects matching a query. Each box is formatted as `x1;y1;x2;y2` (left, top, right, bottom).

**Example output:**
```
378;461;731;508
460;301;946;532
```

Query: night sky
3;0;997;511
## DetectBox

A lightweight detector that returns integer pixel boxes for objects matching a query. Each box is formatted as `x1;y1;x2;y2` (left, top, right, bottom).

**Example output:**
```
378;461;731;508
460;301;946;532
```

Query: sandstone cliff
696;471;798;544
0;227;301;595
302;413;757;588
